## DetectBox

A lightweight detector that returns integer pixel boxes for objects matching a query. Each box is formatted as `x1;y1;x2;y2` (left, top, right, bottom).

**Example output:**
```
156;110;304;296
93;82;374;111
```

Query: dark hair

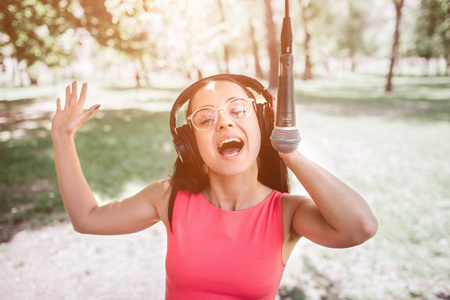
168;76;290;231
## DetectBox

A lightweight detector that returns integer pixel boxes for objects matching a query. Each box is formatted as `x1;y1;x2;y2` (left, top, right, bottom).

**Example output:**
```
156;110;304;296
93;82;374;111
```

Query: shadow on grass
294;74;450;121
403;82;450;89
278;254;341;300
278;286;306;300
0;109;177;243
297;91;450;122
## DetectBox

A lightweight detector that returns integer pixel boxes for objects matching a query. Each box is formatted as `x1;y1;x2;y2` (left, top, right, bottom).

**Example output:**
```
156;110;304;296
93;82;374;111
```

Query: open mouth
218;138;244;157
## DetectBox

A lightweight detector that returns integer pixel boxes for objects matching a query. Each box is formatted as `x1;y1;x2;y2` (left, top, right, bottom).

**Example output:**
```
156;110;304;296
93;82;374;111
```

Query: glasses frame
187;97;256;131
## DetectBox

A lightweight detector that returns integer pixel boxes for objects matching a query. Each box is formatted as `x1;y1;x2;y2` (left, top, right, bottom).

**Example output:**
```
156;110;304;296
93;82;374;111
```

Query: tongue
220;147;241;156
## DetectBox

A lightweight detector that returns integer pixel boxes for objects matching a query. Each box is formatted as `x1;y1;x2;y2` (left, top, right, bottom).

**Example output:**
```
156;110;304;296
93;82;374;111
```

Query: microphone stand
270;0;301;153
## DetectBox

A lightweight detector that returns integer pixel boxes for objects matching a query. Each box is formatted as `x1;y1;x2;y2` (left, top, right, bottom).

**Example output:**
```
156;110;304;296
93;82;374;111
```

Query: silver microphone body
270;54;301;153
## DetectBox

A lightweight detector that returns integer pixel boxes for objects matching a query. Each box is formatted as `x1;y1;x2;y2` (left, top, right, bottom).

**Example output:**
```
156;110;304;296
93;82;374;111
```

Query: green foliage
1;0;449;84
410;0;449;59
293;0;378;69
0;0;120;67
1;0;70;66
334;1;368;58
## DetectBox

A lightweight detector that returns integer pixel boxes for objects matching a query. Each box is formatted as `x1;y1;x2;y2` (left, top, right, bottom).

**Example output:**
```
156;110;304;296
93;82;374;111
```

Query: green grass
293;74;450;122
292;111;449;299
0;108;176;242
76;109;176;197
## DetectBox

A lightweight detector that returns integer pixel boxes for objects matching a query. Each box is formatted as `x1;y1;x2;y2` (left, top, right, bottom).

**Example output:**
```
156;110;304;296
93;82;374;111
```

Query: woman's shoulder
280;193;311;212
139;179;171;222
141;179;171;199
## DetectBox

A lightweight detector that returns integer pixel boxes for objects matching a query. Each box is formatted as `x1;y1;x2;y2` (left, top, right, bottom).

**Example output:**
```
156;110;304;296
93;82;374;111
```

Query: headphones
170;74;274;168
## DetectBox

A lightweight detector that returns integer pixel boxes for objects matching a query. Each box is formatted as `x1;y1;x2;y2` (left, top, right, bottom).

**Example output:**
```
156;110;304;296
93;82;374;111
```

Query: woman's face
189;80;261;177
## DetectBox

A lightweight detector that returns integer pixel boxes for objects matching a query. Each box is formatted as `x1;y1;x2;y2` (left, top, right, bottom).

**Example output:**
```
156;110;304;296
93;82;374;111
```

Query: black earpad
173;125;203;167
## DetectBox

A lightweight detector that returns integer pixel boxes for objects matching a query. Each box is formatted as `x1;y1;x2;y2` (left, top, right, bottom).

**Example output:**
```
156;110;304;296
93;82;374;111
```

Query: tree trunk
351;56;356;72
197;68;203;80
300;0;313;80
385;0;404;92
445;58;449;76
217;0;230;73
424;58;429;77
249;21;264;79
264;0;279;88
223;46;230;74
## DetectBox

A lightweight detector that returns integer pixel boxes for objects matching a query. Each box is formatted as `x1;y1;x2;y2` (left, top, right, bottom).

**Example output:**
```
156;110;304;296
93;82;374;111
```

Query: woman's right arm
52;82;168;235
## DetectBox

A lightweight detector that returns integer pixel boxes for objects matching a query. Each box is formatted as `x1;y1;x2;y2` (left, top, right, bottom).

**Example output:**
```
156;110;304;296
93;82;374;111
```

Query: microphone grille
270;128;301;153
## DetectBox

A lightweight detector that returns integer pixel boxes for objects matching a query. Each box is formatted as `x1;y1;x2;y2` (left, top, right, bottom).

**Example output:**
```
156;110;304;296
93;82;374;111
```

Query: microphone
270;0;301;153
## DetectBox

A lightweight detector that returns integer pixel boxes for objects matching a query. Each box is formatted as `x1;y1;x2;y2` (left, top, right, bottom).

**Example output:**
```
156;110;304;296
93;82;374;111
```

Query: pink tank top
165;190;286;299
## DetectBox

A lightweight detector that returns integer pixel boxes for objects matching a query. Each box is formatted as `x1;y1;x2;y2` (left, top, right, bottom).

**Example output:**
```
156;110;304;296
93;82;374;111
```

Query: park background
0;0;449;299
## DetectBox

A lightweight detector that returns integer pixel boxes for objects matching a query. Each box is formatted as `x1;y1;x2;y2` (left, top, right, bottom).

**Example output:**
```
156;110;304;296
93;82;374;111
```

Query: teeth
219;138;242;149
223;152;239;157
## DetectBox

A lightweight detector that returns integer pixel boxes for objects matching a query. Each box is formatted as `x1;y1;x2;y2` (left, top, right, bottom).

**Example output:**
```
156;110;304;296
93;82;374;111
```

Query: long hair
168;76;290;231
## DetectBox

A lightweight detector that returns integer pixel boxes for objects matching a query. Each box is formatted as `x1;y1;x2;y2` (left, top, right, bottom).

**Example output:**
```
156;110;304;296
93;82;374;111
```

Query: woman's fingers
56;98;62;112
64;85;70;109
71;81;77;106
53;82;99;135
63;81;89;110
78;83;88;108
81;104;101;121
66;81;77;107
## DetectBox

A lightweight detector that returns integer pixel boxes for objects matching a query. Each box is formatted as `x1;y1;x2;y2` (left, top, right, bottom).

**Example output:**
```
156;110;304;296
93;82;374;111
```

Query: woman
52;75;378;299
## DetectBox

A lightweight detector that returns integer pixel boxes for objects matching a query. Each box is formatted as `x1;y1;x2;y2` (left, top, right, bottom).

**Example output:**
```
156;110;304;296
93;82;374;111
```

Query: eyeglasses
187;97;255;130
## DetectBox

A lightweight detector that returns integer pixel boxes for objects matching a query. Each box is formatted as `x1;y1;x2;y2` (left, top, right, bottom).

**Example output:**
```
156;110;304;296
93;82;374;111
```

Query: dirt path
0;222;167;300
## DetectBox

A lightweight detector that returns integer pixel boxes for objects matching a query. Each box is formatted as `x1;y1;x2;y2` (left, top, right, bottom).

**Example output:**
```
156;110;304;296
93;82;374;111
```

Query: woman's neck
204;164;271;211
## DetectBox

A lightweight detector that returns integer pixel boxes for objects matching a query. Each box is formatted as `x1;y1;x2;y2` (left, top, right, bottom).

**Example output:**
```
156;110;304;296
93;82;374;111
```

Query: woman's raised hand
51;82;100;138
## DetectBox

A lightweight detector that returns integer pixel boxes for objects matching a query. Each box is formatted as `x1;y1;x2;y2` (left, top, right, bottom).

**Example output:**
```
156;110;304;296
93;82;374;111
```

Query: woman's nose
216;110;234;130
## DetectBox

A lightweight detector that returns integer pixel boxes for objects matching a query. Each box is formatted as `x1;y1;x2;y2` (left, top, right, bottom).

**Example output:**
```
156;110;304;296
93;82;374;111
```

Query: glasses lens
190;98;253;130
192;108;217;130
227;98;252;119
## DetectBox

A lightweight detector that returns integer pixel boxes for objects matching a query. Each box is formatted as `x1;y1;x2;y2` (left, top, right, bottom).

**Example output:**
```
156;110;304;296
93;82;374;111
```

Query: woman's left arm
280;150;378;248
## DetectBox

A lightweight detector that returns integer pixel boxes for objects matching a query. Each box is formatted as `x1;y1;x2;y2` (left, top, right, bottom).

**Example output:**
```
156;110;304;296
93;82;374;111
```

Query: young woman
52;75;378;299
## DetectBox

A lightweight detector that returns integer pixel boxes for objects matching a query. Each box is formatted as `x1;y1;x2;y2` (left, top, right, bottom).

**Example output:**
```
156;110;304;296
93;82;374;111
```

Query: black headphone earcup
263;102;274;141
256;103;273;148
173;125;203;167
256;102;273;147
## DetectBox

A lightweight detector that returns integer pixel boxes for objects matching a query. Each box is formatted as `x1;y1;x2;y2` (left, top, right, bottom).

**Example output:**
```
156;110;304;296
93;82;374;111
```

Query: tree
264;0;279;88
0;0;121;85
296;0;335;80
334;0;368;72
217;0;230;74
0;0;72;84
249;20;264;79
385;0;404;92
299;0;313;80
412;0;450;75
438;0;450;75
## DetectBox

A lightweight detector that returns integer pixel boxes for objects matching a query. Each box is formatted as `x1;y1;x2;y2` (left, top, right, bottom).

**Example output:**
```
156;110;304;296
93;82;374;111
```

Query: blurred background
0;0;449;299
